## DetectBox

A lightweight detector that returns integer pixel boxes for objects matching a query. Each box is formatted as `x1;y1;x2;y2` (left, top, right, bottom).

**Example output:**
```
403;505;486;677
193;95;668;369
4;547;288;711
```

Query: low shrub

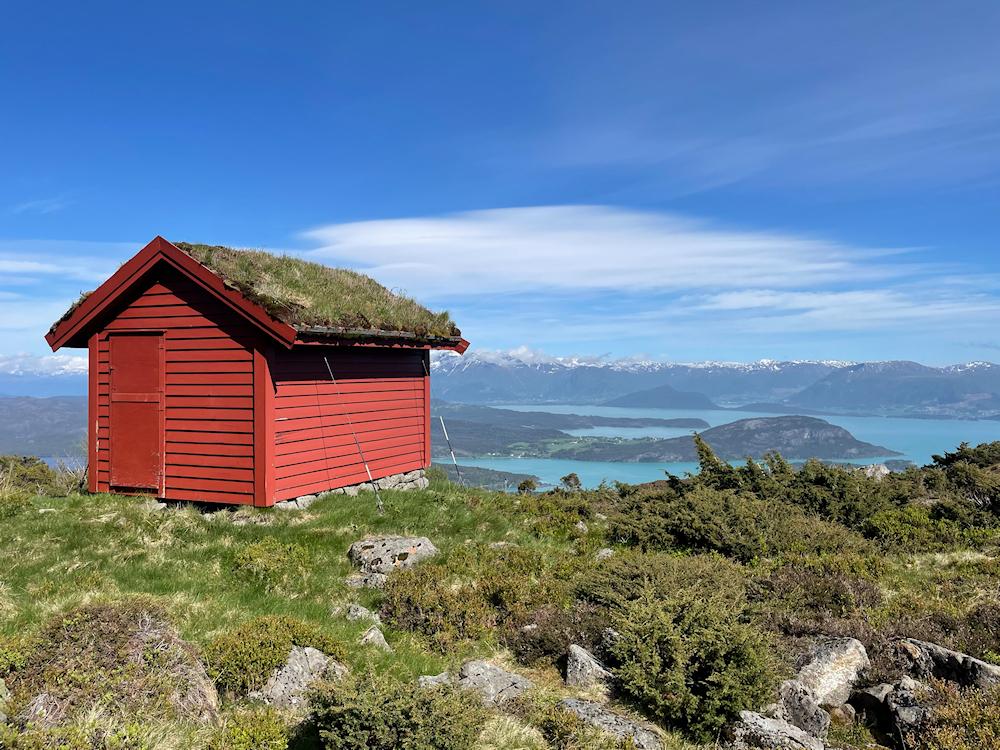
909;681;1000;750
381;544;581;652
309;674;487;750
608;593;775;742
507;602;608;667
0;633;33;676
0;722;149;750
575;550;747;612
518;491;595;536
0;455;59;497
204;615;344;695
608;484;868;562
231;538;310;591
0;490;32;519
6;598;218;729
210;706;288;750
863;505;994;551
750;553;884;624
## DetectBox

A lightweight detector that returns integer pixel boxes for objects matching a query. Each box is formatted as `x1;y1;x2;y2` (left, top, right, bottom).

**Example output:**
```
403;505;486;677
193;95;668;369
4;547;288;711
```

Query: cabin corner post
253;346;277;507
423;349;431;468
87;332;99;493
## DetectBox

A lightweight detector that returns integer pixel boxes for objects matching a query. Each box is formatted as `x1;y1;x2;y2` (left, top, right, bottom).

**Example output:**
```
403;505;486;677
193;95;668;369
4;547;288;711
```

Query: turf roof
175;242;459;338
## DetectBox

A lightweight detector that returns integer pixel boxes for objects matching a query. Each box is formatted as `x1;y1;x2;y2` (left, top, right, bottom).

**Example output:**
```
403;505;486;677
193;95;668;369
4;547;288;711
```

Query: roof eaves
293;325;469;352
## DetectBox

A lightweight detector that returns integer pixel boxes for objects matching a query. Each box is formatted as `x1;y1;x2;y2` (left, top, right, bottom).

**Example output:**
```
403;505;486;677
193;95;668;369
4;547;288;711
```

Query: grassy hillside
0;444;999;749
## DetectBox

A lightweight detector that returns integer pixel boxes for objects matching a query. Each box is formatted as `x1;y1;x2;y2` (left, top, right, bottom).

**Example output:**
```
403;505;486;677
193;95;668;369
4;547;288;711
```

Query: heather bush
507;602;608;667
381;544;581;652
309;674;487;750
608;593;774;742
909;682;1000;750
210;706;288;750
204;615;344;695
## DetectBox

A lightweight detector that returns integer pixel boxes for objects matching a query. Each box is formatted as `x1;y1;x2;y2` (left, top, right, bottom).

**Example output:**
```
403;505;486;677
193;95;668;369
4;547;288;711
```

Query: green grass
174;242;459;337
0;479;554;680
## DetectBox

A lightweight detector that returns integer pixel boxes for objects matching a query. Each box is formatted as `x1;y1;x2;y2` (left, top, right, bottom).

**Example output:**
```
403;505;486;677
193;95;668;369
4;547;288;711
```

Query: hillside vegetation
0;443;998;749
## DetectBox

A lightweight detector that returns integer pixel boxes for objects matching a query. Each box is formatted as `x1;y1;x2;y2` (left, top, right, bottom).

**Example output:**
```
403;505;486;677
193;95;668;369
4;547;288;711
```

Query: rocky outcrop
797;638;870;707
456;661;533;705
729;711;824;750
559;699;662;750
862;464;890;480
348;535;439;575
249;646;348;710
898;638;1000;689
768;679;830;739
345;572;388;589
418;672;452;689
565;644;611;690
850;677;926;749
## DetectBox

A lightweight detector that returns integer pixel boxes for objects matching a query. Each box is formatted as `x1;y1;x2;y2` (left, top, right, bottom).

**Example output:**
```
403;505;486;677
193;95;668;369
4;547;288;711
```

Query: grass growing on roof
174;242;459;337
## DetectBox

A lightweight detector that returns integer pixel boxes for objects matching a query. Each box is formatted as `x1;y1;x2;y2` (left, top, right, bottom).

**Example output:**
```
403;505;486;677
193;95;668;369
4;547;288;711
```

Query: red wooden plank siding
272;347;428;501
93;268;257;504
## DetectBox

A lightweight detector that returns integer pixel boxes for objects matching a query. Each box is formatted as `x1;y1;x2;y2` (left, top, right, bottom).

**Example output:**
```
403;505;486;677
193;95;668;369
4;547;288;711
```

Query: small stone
559;699;662;750
346;603;380;624
360;626;393;652
37;508;57;514
0;677;9;703
456;660;533;705
274;500;299;511
827;703;856;725
295;494;318;509
345;572;388;589
595;547;615;561
418;672;453;688
574;520;589;533
565;644;611;689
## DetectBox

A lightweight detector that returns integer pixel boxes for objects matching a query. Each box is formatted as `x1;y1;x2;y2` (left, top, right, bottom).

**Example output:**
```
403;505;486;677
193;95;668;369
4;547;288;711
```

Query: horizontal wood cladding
93;269;257;504
272;347;428;500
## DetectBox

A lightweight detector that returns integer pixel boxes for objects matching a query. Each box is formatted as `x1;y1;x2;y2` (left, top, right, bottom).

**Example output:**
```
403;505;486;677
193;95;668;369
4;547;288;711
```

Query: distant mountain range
432;353;1000;419
0;396;86;455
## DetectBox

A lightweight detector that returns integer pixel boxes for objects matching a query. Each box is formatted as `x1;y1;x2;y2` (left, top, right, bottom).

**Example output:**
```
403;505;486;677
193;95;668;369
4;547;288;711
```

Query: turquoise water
455;404;1000;488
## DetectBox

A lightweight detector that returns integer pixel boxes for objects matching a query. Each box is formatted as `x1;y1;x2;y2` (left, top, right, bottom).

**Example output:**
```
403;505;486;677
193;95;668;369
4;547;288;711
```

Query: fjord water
455;404;1000;488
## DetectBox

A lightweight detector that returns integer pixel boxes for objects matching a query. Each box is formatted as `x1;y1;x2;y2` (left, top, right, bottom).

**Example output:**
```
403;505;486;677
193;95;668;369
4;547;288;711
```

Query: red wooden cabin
45;236;468;506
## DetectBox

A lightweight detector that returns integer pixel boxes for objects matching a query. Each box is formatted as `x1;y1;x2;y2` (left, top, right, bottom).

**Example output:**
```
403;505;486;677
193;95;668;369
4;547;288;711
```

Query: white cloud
0;353;87;376
303;205;913;298
9;196;71;216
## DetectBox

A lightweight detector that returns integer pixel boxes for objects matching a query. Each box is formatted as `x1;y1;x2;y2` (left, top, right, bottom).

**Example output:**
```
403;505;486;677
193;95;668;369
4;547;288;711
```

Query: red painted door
109;333;163;491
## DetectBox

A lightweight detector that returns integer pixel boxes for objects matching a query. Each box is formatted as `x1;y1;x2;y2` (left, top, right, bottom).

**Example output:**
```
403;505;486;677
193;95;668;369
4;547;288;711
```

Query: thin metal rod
438;415;464;486
324;356;384;514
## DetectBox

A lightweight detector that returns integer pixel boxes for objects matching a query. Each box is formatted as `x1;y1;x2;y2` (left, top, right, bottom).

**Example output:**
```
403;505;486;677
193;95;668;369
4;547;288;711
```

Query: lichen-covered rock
849;677;928;749
418;672;452;689
899;638;1000;689
559;699;662;750
797;638;870;706
730;711;824;750
345;572;388;589
565;644;611;689
360;626;392;653
249;646;347;710
595;547;615;561
457;661;533;705
347;535;439;575
769;679;830;739
345;603;380;624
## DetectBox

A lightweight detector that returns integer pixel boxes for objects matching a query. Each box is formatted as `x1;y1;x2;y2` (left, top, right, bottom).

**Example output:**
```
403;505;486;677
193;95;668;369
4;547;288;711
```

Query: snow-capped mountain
432;350;1000;417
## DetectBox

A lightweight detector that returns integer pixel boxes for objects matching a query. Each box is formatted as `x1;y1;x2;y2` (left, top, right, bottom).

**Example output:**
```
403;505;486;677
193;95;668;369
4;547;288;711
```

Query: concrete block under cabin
45;236;468;506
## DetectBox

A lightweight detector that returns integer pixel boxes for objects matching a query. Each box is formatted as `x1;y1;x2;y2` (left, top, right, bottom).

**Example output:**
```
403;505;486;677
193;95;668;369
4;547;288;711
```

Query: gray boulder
769;679;831;739
730;711;824;750
0;677;9;725
360;626;393;653
249;646;348;710
348;535;439;575
899;638;1000;689
849;677;927;750
559;699;662;750
797;638;870;706
565;644;611;690
457;661;533;705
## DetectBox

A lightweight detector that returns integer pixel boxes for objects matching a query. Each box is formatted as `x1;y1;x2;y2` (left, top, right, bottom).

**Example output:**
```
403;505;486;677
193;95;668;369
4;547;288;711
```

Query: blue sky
3;1;1000;370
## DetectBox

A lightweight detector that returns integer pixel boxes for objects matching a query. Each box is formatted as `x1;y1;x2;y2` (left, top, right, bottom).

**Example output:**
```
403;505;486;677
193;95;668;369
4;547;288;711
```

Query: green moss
174;242;458;337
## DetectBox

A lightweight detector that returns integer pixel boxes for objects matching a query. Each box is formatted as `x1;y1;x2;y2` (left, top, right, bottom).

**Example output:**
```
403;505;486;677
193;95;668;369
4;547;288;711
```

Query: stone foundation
274;469;429;510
